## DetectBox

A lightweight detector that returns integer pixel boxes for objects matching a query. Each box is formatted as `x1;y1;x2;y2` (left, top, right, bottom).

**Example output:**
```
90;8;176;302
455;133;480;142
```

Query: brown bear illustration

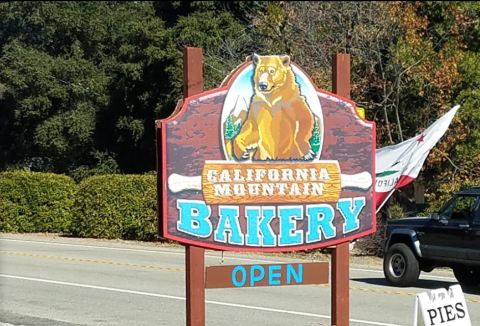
233;54;316;161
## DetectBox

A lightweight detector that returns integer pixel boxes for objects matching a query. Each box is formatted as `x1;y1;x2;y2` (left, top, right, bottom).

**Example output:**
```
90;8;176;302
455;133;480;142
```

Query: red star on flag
417;134;425;144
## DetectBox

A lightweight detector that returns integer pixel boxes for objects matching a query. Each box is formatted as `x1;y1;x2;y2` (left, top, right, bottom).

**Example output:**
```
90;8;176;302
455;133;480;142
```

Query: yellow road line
317;284;480;305
2;250;480;305
349;286;416;296
0;250;184;272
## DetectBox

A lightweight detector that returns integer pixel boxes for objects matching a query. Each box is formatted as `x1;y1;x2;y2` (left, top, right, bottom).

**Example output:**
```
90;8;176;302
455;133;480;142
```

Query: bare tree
249;1;408;144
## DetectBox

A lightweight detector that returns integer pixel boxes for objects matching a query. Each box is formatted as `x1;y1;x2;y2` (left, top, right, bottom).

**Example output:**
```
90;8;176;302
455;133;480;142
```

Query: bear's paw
236;148;255;161
303;149;316;161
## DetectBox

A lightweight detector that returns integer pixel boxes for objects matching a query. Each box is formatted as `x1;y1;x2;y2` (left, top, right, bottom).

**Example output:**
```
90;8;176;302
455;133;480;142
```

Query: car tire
453;266;480;287
383;243;420;287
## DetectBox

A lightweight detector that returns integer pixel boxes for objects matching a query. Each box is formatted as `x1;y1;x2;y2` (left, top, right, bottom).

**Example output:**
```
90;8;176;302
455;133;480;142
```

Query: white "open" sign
413;284;471;326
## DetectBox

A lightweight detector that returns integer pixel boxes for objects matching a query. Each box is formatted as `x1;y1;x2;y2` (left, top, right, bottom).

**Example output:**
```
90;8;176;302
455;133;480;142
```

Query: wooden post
183;47;206;326
331;53;351;326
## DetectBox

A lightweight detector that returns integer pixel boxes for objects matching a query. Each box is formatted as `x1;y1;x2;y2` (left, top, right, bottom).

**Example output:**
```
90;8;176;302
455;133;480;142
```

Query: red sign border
160;60;377;253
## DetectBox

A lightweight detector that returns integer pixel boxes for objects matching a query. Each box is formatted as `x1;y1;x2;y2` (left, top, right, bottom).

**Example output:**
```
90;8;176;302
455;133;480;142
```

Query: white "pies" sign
413;284;471;326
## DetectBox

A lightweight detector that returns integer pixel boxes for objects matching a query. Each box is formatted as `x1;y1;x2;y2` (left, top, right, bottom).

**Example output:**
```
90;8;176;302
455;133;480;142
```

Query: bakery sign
158;54;376;252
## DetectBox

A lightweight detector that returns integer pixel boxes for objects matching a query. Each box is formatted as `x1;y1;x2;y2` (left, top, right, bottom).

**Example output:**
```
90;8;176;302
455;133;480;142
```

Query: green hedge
69;174;158;241
0;171;159;241
0;171;76;233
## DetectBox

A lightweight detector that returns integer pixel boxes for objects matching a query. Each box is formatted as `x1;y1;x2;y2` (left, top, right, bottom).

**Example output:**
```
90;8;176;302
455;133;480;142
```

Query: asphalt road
0;234;479;326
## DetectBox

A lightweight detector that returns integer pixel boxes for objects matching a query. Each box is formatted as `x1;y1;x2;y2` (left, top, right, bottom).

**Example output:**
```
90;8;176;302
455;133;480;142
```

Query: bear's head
252;54;292;94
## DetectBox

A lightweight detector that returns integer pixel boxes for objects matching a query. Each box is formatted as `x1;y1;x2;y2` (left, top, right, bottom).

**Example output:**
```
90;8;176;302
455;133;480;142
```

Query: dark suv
381;186;480;287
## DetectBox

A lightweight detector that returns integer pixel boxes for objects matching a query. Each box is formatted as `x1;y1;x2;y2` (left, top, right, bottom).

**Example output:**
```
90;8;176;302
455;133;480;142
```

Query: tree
393;2;480;201
248;1;480;207
158;1;264;103
224;115;235;139
310;119;321;154
248;1;407;146
0;1;167;177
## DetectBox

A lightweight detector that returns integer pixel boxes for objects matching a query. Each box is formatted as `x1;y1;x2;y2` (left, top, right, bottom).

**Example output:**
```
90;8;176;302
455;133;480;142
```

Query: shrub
70;174;158;241
0;171;76;233
354;202;406;257
354;215;386;257
386;202;406;220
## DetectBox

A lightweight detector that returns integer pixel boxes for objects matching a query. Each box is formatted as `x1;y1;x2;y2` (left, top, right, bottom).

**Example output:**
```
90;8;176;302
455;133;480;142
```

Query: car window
474;198;480;223
438;195;478;221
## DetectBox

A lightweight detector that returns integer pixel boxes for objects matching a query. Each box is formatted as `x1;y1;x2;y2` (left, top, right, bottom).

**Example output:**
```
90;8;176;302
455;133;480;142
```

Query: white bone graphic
167;171;372;194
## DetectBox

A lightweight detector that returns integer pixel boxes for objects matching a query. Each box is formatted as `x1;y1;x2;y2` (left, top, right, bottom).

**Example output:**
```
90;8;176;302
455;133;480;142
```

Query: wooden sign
205;262;329;289
159;53;376;252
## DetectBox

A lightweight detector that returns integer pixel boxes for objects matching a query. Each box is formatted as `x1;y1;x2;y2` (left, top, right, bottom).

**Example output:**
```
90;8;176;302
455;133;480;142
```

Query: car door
426;194;477;261
466;197;480;261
